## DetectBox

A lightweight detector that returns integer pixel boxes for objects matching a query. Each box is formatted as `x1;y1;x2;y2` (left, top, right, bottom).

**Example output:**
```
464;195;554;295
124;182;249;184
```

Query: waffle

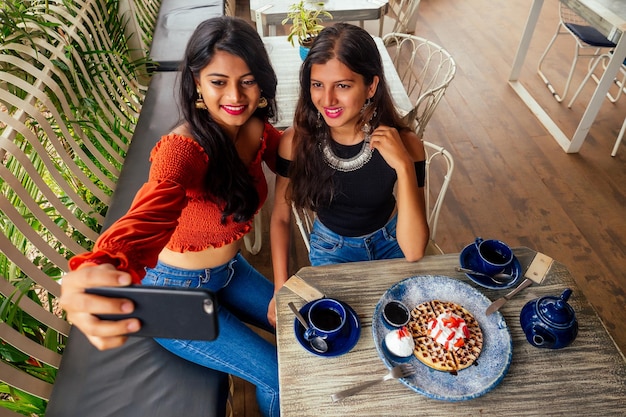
408;300;483;373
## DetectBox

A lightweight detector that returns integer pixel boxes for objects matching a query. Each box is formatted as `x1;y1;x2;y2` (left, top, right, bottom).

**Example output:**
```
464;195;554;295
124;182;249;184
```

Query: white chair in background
383;32;457;139
566;52;626;156
612;118;626;157
361;0;420;36
291;140;454;255
387;0;421;34
243;214;263;255
421;140;454;254
537;2;615;103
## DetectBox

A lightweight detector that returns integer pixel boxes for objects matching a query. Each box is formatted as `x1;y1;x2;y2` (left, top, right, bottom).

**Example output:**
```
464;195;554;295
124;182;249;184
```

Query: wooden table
263;36;413;128
509;0;626;153
275;247;626;416
251;0;389;37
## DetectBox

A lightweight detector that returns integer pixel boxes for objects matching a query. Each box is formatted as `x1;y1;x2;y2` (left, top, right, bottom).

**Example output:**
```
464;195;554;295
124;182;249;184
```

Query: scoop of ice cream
385;326;415;357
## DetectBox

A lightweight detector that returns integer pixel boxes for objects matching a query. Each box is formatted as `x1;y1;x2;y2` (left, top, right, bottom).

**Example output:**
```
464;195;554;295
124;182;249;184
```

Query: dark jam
383;301;410;327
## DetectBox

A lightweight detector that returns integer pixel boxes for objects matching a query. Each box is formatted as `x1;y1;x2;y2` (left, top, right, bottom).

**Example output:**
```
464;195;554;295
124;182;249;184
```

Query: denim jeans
309;213;404;266
141;253;279;417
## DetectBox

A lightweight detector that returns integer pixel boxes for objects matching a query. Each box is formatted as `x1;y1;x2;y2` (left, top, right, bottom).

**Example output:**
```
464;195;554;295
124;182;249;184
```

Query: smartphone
85;285;218;341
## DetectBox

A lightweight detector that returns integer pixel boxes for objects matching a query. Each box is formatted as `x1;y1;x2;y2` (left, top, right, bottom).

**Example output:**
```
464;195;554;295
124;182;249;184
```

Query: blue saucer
459;243;522;289
294;300;361;357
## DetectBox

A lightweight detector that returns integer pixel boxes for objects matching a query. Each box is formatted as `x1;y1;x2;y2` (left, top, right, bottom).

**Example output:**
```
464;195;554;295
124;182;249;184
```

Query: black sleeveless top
278;141;426;237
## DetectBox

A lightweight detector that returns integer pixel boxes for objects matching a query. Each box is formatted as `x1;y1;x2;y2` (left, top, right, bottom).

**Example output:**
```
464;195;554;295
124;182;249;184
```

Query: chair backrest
291;203;314;253
387;0;421;34
560;2;588;27
291;140;454;255
422;140;454;253
383;33;456;138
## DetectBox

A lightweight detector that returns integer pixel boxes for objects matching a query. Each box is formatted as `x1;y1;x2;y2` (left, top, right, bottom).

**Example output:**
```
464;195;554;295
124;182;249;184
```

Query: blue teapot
519;289;578;349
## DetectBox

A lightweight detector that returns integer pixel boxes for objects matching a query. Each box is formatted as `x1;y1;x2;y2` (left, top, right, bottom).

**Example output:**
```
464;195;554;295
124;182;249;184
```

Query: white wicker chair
382;33;457;139
537;2;615;103
387;0;421;34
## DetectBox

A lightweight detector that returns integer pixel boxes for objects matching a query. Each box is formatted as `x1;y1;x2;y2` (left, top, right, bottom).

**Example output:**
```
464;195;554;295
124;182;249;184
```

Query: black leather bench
45;71;229;417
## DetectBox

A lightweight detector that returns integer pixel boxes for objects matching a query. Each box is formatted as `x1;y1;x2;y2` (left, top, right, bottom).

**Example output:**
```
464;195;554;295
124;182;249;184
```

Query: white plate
372;275;513;401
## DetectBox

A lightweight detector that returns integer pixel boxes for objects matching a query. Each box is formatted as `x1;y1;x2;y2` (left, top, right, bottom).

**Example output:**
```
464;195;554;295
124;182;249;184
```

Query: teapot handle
531;325;555;347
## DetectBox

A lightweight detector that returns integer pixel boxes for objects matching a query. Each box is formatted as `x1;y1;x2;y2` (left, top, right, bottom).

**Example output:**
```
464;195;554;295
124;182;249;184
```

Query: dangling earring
195;87;207;110
360;98;377;132
258;97;268;109
360;98;372;113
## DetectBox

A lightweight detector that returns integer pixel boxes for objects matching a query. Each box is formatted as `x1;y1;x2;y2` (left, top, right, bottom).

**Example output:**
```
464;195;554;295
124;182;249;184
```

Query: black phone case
86;285;218;341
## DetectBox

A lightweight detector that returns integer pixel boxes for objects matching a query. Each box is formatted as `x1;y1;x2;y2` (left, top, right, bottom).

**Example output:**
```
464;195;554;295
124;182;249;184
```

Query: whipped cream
385;326;415;357
428;311;469;351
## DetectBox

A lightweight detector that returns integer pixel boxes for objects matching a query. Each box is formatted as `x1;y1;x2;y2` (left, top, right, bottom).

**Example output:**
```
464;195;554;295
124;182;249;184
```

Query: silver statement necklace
321;123;373;172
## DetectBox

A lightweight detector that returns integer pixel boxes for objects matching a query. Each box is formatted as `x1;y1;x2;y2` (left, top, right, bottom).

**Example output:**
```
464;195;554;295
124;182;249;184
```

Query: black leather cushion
46;329;229;417
565;23;616;47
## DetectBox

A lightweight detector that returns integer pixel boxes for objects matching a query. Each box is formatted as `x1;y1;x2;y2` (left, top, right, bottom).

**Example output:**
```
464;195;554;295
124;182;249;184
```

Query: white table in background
251;0;389;37
509;0;626;153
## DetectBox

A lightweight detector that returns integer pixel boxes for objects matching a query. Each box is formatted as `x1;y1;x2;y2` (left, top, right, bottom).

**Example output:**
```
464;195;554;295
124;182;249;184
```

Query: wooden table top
275;247;626;416
262;36;413;129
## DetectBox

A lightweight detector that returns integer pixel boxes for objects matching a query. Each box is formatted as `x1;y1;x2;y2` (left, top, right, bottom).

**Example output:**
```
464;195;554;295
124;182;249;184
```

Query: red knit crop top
69;123;281;283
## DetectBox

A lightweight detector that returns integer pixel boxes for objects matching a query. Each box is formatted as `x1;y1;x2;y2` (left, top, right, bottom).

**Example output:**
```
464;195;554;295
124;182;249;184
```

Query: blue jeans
309;214;404;266
141;253;279;417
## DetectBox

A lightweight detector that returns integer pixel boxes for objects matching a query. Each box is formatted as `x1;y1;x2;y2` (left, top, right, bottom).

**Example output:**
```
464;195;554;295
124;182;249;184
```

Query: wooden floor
233;0;626;415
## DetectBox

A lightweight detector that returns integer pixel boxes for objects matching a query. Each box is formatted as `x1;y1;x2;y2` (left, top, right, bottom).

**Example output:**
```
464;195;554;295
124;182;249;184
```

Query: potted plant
282;0;332;60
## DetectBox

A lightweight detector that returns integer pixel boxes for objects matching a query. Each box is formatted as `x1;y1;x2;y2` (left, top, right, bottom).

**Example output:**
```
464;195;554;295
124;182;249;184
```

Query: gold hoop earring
258;97;268;109
195;87;207;110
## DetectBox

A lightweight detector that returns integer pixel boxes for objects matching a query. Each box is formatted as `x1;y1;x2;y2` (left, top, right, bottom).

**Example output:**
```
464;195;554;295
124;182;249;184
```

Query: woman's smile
324;107;343;119
222;104;247;115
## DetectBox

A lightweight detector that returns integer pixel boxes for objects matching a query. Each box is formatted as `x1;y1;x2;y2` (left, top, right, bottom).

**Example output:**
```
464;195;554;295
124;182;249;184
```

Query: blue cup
307;298;347;342
473;237;513;276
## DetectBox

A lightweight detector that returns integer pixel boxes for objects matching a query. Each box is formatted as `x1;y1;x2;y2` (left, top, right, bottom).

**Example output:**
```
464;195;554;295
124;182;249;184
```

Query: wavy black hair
178;16;277;223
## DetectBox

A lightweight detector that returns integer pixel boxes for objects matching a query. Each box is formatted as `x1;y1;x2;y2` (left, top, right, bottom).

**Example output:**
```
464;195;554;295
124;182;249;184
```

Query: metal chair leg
612;117;626;157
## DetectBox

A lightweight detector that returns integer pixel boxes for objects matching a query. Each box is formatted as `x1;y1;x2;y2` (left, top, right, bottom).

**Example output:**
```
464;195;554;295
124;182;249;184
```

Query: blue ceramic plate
459;243;522;290
372;275;513;401
294;300;361;357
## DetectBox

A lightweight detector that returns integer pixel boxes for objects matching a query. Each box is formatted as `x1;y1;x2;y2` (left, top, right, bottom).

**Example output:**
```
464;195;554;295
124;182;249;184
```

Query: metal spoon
455;267;516;284
288;302;328;353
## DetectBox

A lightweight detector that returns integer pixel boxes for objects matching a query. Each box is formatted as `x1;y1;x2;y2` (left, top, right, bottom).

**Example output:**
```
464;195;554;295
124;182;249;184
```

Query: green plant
282;0;332;47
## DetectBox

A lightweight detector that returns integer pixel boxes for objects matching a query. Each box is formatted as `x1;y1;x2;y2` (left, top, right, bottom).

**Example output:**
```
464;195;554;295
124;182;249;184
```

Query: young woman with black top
270;23;430;294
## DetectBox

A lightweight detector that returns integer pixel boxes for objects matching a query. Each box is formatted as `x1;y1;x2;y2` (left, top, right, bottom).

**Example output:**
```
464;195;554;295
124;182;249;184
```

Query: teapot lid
537;289;576;329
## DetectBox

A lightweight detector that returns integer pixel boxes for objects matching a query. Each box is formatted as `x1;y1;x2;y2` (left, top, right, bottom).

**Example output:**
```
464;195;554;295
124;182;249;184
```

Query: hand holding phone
86;285;218;341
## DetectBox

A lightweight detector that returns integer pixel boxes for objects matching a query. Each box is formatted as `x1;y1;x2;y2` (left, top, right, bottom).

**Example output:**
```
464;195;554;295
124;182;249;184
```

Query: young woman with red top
270;23;430;292
59;17;281;417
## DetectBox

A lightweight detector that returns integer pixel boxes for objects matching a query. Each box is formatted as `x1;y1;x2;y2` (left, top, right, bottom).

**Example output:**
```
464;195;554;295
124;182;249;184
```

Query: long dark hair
179;16;277;223
289;23;406;210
